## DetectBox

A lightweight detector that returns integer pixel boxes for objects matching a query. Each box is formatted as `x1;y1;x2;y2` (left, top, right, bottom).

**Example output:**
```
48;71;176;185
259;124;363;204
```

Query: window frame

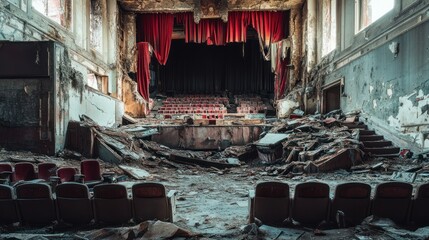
31;0;72;30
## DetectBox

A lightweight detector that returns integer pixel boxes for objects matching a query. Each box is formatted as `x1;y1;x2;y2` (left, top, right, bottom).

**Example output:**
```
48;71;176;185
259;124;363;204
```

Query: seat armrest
167;190;178;222
248;190;255;223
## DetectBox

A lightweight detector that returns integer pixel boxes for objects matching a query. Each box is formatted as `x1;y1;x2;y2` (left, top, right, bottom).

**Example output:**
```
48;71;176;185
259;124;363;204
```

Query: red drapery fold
274;41;288;100
137;13;174;65
137;42;151;102
226;11;285;45
177;13;226;46
226;12;248;43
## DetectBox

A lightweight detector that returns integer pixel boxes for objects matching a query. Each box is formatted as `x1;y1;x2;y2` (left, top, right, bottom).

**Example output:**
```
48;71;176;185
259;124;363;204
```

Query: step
358;130;376;135
363;140;393;148
342;122;367;128
359;135;384;141
364;147;400;155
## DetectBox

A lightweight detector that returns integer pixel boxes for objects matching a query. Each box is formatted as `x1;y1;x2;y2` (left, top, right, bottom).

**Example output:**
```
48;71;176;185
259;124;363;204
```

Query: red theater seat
16;183;56;225
0;185;19;224
13;162;36;182
93;184;132;224
37;163;57;181
56;182;93;225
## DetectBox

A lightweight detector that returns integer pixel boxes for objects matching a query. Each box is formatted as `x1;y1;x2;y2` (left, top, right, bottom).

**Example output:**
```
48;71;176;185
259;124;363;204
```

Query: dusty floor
1;149;428;239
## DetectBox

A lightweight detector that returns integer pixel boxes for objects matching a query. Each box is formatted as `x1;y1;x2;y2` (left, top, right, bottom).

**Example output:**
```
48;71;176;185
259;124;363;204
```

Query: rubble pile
66;111;367;175
263;112;365;175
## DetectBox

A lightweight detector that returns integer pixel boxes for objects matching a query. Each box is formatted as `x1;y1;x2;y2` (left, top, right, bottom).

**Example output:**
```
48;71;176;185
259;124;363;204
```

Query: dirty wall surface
321;17;429;152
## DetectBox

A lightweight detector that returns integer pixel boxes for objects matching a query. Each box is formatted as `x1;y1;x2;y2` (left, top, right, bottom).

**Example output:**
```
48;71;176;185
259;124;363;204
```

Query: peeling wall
318;6;429;151
0;0;124;152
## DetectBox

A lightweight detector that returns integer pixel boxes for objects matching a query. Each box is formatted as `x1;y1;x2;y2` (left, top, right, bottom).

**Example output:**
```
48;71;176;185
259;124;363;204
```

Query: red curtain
274;41;288;99
226;12;248;43
226;11;285;45
176;13;226;46
137;42;151;101
137;13;174;65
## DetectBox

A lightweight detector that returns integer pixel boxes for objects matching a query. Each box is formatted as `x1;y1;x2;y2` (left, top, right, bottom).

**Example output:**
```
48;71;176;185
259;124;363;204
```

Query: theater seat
93;184;132;224
372;182;412;225
0;163;13;182
410;183;429;227
37;163;57;181
13;162;36;182
248;181;290;226
81;159;104;187
0;185;19;225
331;182;371;227
57;167;77;183
292;182;330;227
132;182;177;223
16;183;56;225
56;182;93;225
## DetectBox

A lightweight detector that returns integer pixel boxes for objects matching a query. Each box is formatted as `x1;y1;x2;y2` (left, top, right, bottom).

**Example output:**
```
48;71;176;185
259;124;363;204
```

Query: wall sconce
389;41;400;58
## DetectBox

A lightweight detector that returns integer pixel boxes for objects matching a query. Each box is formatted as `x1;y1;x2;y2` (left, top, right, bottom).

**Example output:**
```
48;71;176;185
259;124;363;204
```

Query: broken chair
132;182;177;223
248;181;290;226
331;182;371;227
372;181;412;225
15;182;56;225
0;184;19;225
37;163;57;181
292;182;330;227
410;183;429;227
56;182;93;225
93;184;132;224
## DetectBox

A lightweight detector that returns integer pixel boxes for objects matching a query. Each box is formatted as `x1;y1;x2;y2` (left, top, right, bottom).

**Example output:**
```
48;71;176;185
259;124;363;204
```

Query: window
32;0;69;27
87;73;108;94
90;0;103;53
321;0;337;56
356;0;395;32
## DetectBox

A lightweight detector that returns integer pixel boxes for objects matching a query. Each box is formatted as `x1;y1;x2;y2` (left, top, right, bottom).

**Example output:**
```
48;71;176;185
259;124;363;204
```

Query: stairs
342;121;400;158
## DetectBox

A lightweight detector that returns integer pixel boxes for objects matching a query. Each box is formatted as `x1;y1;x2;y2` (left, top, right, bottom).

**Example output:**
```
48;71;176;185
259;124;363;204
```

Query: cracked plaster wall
319;11;429;151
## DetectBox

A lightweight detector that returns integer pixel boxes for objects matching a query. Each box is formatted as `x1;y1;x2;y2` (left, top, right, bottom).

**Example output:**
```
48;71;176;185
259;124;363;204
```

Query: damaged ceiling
118;0;304;13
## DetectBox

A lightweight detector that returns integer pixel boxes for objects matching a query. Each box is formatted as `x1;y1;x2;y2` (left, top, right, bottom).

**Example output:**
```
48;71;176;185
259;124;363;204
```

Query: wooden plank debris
119;165;151;180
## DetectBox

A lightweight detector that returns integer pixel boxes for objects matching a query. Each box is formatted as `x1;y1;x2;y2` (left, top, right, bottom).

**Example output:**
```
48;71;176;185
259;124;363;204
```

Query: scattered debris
119;165;151;180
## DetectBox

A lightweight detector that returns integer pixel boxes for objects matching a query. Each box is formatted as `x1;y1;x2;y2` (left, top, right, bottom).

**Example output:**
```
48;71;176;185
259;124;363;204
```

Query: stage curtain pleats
176;12;226;46
136;13;174;65
135;11;288;100
137;42;151;101
159;40;274;94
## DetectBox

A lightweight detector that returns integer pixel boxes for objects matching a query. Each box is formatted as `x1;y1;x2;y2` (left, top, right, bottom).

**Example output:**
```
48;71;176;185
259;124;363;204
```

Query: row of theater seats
0;160;104;186
164;96;229;105
0;182;176;226
249;181;429;228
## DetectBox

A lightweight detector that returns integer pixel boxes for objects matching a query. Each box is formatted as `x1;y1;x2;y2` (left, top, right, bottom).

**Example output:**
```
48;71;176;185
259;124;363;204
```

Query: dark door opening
322;82;341;113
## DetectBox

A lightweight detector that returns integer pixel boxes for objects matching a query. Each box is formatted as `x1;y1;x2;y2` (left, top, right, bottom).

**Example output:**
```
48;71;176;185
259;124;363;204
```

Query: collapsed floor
1;111;429;239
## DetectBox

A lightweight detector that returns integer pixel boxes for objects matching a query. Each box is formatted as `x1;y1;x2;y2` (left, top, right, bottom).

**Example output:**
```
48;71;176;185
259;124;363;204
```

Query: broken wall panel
152;125;263;150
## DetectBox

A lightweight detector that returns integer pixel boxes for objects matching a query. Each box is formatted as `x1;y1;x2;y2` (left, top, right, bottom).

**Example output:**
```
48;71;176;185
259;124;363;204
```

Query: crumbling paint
387;90;429;149
118;0;304;12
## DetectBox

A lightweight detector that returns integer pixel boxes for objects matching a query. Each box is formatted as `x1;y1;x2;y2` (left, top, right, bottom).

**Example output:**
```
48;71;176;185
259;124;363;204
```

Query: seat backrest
253;181;290;226
372;182;412;225
57;167;77;183
13;162;36;182
332;182;371;226
56;182;93;225
0;163;13;172
38;163;57;181
0;185;19;224
292;182;330;227
410;183;429;226
81;159;102;181
15;183;56;225
93;184;131;224
132;182;169;222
